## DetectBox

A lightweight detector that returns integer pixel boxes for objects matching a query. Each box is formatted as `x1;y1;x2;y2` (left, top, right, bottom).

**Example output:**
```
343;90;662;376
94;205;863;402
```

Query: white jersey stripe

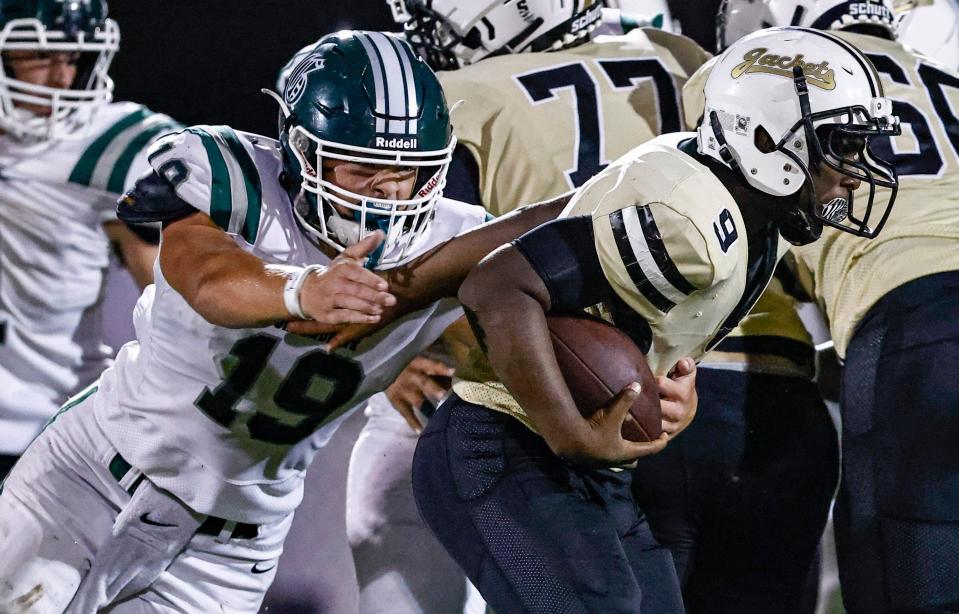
367;32;409;135
89;114;169;189
621;205;689;305
204;128;250;236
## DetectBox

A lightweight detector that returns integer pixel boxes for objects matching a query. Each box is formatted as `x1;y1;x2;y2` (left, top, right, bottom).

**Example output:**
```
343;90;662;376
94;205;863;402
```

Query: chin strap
709;110;741;174
792;65;819;170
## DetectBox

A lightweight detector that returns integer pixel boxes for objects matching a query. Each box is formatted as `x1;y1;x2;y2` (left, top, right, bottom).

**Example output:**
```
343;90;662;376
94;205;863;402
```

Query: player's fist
298;232;396;326
658;357;697;437
386;356;455;434
558;382;669;468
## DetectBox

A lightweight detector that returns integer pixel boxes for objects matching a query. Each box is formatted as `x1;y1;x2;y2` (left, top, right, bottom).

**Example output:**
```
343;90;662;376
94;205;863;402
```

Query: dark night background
109;1;400;135
108;0;721;136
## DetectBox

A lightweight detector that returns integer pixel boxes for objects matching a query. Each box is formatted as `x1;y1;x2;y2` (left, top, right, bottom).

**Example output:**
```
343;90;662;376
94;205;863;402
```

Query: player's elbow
190;289;245;328
459;244;544;313
458;271;486;314
458;254;500;313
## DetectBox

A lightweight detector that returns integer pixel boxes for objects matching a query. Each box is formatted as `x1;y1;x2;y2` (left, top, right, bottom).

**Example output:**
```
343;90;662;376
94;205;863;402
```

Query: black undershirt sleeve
511;215;615;311
512;215;654;353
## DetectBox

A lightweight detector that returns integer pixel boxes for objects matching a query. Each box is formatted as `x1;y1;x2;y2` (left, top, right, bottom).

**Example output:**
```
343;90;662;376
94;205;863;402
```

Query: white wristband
284;264;326;320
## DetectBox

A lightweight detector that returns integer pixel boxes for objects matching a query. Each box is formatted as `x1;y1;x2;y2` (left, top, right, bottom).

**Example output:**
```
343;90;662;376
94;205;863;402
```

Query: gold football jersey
681;55;815;377
790;32;959;357
454;135;791;428
438;27;711;216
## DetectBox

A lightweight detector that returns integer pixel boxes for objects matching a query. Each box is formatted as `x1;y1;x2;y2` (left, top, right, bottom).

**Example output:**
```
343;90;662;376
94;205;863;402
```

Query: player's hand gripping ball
546;313;662;442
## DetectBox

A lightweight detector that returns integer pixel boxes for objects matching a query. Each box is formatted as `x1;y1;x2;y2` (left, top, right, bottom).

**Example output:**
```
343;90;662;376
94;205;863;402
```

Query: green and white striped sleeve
69;105;183;195
146;125;263;244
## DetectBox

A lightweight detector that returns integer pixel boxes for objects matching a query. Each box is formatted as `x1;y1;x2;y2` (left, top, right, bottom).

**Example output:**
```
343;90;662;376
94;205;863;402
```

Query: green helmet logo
273;30;456;268
284;55;325;106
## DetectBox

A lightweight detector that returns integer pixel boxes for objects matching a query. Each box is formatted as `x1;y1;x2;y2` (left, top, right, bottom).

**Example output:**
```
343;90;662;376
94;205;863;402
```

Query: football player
317;26;901;613
339;3;712;611
719;1;959;611
0;0;179;482
611;5;852;611
0;31;504;613
394;0;709;214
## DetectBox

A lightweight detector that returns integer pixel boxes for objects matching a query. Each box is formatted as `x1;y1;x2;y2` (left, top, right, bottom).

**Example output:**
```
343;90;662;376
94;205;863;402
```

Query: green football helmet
0;0;118;140
271;30;455;268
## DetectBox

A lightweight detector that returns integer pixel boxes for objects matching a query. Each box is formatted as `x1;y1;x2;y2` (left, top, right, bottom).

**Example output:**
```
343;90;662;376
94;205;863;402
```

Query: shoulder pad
146;125;264;244
69;104;183;194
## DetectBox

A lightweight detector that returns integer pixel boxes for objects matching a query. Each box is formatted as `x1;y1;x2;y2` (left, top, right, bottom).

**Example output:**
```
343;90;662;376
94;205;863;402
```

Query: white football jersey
94;126;487;524
0;102;180;455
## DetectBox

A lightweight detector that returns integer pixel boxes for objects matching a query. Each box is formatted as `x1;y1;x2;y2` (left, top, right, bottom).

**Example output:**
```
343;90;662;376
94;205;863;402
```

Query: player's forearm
384;191;572;313
104;221;158;290
459;247;593;459
160;218;294;328
172;248;292;328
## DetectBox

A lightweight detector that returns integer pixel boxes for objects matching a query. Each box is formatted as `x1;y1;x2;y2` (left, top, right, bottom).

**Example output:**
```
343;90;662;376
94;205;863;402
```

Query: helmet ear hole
461;27;483;50
754;126;776;153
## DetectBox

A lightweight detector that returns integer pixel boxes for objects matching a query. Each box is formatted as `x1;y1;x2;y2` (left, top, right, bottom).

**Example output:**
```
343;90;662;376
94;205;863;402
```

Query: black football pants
412;394;684;614
837;271;959;614
632;368;839;614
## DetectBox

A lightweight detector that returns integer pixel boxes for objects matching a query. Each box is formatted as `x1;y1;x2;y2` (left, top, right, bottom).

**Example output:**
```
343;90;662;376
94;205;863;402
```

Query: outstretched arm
297;190;574;345
160;211;394;329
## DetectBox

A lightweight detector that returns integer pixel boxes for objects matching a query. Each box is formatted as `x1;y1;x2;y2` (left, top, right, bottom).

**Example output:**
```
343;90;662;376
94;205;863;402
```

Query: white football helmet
698;27;900;241
897;0;959;70
718;0;898;51
0;0;119;141
387;0;603;70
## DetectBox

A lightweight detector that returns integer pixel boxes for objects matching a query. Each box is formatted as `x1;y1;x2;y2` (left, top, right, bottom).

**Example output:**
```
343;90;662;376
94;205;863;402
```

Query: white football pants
346;394;487;614
0;389;292;614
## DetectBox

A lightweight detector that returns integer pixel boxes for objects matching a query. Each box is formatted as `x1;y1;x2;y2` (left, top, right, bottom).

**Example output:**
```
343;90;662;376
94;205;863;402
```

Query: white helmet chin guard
698;27;900;240
718;0;899;51
389;0;603;70
0;14;118;141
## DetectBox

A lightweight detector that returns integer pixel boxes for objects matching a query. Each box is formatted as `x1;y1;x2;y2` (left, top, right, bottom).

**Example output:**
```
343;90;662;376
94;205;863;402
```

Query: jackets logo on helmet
284;55;326;105
731;47;837;90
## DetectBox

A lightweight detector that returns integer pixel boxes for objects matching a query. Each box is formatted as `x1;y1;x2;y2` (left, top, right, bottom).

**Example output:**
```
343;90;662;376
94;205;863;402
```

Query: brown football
546;313;662;442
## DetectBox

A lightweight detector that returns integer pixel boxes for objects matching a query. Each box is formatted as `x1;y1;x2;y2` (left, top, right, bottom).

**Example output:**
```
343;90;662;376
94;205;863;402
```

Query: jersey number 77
515;58;681;188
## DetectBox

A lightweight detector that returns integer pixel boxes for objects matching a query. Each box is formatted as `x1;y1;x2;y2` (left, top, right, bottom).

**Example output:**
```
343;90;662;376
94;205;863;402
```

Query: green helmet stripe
211;126;262;244
106;120;183;194
185;127;233;233
355;33;390;133
69;107;151;186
